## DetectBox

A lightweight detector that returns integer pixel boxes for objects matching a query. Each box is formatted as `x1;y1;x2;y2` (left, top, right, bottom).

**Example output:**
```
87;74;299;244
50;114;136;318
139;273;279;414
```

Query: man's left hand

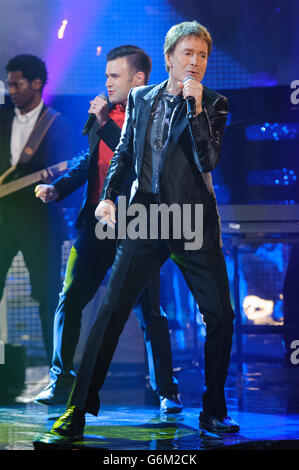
89;95;110;127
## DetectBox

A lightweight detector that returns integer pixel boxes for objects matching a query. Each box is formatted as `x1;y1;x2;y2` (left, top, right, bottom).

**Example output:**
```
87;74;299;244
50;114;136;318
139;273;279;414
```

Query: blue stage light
246;123;299;141
247;169;298;186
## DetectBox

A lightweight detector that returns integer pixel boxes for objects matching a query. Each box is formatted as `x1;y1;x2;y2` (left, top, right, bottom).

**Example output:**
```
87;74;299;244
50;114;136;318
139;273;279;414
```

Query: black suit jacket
53;118;122;229
100;81;229;251
0;103;74;241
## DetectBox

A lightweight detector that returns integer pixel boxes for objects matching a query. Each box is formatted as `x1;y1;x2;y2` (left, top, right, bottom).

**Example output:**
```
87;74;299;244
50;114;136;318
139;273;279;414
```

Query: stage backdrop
0;0;298;368
0;0;298;96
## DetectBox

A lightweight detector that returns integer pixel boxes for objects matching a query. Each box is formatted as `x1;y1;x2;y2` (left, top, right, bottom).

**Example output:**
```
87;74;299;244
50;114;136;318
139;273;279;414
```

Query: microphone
183;76;196;120
82;113;96;136
82;93;108;136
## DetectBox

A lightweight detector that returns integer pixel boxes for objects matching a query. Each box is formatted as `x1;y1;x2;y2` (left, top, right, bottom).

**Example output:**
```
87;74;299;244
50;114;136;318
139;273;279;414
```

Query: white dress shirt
10;99;44;166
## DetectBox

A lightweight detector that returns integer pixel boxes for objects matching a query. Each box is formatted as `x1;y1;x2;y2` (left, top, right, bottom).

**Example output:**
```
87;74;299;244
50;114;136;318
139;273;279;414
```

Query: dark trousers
50;225;178;396
0;226;62;364
69;224;234;419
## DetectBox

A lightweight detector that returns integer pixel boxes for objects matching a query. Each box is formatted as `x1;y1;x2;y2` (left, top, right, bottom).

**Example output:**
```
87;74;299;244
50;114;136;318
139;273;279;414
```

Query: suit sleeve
37;112;89;200
54;116;123;201
100;90;135;203
189;96;229;173
97;119;121;151
53;151;90;200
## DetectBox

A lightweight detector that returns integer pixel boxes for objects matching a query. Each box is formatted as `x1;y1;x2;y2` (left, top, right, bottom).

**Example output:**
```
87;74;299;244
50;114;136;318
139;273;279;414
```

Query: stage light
96;46;102;56
246;122;299;141
247;169;297;186
58;19;68;39
243;295;273;321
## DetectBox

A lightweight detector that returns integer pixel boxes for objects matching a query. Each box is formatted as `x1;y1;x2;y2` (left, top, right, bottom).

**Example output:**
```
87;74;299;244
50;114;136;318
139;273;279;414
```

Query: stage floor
1;358;299;451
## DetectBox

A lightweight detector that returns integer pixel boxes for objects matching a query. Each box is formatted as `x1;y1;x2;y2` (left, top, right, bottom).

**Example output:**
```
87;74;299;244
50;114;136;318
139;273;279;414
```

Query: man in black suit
34;45;182;413
0;55;74;364
48;21;239;439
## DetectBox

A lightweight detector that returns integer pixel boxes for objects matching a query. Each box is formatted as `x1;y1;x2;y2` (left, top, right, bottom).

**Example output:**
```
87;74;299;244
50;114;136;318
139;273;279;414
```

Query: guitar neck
0;171;43;198
0;162;68;199
0;171;42;197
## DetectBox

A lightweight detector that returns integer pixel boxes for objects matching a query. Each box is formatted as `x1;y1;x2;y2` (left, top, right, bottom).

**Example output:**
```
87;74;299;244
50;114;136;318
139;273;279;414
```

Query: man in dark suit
48;21;239;439
0;54;74;364
33;45;182;413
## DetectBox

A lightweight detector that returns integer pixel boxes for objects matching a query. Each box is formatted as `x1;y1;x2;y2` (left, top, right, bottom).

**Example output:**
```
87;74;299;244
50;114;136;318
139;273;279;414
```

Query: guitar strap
18;107;61;164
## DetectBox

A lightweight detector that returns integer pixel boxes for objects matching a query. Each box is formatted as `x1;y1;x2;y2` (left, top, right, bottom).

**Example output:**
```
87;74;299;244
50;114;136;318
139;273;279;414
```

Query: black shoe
199;412;240;433
34;381;73;406
50;406;85;440
159;394;183;413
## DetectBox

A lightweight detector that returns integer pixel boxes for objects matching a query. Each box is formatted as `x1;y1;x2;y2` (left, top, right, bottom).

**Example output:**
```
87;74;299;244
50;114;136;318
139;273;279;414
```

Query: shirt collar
114;103;126;113
14;99;44;123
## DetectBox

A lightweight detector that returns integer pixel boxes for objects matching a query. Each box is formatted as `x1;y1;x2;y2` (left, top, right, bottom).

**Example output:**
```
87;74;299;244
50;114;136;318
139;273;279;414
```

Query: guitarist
0;54;75;364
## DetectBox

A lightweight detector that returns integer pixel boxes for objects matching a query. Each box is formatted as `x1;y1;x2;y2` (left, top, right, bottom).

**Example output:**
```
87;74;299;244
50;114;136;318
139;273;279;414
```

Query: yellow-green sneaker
51;406;85;440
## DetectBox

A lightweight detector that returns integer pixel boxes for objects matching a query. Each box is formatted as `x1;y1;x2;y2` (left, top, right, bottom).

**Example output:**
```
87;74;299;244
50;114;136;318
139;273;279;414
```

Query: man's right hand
95;199;116;228
35;184;59;203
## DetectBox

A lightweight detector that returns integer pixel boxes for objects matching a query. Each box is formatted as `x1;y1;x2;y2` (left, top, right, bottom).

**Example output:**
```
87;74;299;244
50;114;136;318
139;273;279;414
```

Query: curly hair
5;54;48;89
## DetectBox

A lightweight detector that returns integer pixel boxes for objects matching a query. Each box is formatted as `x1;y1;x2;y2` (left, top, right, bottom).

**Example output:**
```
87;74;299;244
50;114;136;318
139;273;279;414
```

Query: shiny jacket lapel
134;80;167;169
135;82;209;165
164;101;187;161
165;86;209;162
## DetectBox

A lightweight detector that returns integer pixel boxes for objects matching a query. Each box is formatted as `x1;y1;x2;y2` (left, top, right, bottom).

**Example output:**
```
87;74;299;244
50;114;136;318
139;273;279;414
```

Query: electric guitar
0;147;89;199
0;160;70;199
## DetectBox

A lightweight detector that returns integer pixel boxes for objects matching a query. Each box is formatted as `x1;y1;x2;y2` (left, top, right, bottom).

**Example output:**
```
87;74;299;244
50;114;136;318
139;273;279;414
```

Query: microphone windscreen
183;76;196;83
98;93;108;101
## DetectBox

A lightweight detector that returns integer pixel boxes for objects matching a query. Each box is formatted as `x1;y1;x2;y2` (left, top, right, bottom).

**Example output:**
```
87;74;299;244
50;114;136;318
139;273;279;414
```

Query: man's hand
179;79;203;115
95;199;116;228
89;95;110;127
35;184;59;203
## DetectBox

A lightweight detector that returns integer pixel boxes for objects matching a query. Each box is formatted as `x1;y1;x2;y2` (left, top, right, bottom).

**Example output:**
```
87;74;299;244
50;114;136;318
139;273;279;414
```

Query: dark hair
5;54;48;89
107;45;152;84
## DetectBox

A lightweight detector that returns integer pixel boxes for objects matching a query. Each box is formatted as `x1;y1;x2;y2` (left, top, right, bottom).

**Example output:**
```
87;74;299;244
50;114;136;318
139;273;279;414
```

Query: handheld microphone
82;93;108;136
82;114;96;136
183;76;196;120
